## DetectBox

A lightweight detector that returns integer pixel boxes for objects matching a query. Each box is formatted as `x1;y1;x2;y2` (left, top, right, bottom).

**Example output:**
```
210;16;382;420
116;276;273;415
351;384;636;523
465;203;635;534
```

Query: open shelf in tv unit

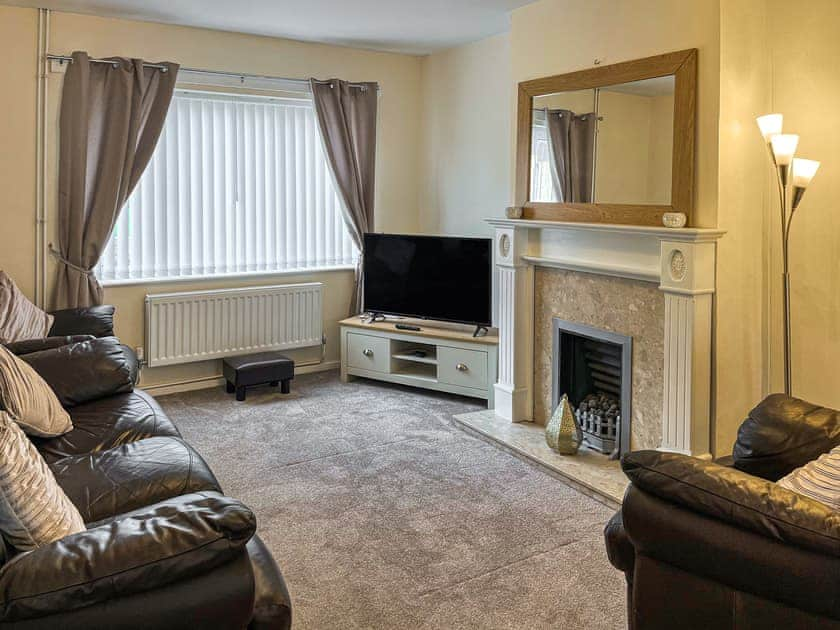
339;317;498;407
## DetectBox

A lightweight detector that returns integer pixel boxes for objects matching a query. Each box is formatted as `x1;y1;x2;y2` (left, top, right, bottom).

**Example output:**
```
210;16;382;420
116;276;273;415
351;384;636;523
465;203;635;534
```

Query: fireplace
551;318;632;457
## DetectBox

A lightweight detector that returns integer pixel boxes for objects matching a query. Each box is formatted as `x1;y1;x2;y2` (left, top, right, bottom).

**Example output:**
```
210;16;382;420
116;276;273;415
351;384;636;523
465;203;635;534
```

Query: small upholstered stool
223;352;294;401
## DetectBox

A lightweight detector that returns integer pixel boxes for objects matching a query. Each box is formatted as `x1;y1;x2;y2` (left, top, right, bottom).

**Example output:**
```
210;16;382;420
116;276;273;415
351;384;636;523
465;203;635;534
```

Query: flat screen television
363;233;492;327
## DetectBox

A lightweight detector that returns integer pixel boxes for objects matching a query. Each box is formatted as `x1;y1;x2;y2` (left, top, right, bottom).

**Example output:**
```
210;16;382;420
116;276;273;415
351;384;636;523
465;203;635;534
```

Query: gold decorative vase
545;394;583;455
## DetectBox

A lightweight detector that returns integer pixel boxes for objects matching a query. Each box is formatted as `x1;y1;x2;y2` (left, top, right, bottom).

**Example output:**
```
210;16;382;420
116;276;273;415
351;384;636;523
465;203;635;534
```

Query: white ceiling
3;0;536;55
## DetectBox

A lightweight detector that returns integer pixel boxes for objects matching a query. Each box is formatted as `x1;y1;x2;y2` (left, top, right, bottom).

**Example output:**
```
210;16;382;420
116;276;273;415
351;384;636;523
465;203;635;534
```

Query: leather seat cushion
51;436;222;523
33;390;181;464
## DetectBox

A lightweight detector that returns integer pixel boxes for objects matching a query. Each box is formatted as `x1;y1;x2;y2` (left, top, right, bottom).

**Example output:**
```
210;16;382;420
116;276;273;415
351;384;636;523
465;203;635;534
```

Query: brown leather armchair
605;395;840;630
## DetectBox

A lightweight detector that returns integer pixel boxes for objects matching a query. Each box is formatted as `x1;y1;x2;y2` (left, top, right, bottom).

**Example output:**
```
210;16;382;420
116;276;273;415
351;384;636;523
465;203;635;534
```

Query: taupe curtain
310;78;378;316
53;51;178;309
545;109;597;203
545;109;571;201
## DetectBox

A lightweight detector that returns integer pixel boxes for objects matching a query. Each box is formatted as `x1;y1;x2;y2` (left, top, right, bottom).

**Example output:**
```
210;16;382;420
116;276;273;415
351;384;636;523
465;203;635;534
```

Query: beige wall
0;7;38;299
766;0;840;409
0;8;424;388
418;32;512;238
714;0;772;453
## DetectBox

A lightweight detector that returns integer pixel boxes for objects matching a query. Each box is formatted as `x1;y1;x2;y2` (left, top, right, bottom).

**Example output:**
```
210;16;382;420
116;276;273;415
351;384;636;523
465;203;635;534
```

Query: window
530;110;559;202
97;90;356;283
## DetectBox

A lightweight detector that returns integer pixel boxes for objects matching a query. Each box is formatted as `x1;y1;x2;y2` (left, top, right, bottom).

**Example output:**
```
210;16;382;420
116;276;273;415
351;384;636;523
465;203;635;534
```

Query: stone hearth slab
453;410;628;505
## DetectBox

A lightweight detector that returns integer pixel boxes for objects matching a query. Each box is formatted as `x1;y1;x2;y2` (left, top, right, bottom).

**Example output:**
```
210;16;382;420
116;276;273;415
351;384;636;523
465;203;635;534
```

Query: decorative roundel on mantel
669;250;687;282
498;233;511;259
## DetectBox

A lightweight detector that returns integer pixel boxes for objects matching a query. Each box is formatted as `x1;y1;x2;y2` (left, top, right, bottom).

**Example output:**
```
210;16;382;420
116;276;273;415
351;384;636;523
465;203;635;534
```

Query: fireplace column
493;226;533;422
658;239;717;458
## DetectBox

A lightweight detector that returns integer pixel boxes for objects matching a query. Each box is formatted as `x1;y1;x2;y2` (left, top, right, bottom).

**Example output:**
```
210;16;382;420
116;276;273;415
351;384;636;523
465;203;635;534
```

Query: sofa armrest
48;306;115;338
603;510;634;575
21;337;138;406
0;492;256;624
3;335;95;356
622;450;840;557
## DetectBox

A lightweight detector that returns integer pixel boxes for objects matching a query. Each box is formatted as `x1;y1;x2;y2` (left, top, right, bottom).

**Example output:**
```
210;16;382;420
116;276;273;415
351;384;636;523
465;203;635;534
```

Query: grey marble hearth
454;410;628;505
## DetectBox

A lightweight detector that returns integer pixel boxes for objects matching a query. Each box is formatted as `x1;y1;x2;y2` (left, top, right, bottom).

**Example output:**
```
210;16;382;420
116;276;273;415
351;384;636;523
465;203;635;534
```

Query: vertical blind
97;90;356;282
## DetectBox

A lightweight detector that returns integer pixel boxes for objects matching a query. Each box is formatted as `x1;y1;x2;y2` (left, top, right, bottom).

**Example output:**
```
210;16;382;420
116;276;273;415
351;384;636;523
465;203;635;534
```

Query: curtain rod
46;54;380;91
532;108;604;121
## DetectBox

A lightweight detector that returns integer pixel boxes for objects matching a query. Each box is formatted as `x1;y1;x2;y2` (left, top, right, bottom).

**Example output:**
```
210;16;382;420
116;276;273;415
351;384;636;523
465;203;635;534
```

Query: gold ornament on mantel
545;394;583;455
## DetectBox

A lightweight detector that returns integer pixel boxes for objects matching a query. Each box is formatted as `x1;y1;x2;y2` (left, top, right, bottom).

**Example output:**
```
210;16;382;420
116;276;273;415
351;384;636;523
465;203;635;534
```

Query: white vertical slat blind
98;90;356;282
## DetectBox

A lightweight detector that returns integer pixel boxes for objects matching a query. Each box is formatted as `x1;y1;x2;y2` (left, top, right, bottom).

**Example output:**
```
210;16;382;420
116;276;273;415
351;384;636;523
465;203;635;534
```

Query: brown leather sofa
605;394;840;630
0;306;292;629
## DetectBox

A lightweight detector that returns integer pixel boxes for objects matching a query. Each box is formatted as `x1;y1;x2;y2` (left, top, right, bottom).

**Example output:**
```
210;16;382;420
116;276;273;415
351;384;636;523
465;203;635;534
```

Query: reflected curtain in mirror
532;109;596;203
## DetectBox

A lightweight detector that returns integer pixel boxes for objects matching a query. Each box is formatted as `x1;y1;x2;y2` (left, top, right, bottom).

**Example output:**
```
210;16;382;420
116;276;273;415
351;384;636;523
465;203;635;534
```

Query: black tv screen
363;233;492;326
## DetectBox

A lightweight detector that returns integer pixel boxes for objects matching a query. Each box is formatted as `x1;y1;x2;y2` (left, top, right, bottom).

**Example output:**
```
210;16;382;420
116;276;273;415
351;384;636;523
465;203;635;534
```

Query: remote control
395;323;421;331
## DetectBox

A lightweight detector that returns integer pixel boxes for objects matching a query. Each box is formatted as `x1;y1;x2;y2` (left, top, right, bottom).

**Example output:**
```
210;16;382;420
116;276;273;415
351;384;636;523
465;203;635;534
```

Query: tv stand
340;317;498;407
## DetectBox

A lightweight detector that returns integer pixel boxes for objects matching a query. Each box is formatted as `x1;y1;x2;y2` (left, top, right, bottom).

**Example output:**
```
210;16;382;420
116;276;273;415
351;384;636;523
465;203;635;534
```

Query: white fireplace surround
488;218;725;458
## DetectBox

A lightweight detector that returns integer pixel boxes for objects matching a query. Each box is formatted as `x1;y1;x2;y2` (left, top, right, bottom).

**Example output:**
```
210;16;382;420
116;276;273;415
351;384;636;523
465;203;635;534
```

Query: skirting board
140;360;340;396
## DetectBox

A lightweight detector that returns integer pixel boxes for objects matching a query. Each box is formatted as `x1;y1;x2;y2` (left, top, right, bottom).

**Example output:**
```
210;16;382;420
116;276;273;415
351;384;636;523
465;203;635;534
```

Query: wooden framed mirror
515;49;697;226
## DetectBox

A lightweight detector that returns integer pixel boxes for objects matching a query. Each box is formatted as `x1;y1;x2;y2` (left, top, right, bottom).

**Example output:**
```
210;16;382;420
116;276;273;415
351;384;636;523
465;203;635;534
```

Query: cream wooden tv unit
339;317;499;408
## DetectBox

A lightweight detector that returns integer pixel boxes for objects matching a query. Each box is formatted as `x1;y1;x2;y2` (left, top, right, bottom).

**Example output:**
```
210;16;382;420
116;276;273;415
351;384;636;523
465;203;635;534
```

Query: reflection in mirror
531;90;597;203
529;76;675;205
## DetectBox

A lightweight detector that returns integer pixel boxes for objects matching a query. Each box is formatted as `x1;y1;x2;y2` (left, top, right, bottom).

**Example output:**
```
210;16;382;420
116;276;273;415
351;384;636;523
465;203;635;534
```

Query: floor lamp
756;114;820;396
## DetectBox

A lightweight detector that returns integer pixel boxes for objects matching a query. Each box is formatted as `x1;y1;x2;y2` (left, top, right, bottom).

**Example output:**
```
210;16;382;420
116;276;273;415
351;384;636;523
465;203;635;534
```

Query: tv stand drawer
438;346;487;390
346;333;390;373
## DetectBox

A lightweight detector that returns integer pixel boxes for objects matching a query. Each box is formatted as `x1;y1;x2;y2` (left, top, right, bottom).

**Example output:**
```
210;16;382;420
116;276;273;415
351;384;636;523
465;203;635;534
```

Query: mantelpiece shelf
486;217;726;242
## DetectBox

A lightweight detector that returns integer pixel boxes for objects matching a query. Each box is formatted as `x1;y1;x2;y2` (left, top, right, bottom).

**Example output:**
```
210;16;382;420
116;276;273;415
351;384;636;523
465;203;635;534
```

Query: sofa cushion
33;390;181;464
733;394;840;481
48;305;115;338
0;272;53;344
21;337;135;408
0;412;85;552
0;346;72;438
51;437;222;523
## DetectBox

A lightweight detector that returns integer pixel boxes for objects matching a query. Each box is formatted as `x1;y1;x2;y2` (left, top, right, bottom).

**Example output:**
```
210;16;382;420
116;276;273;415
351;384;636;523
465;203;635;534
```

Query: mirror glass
529;75;675;205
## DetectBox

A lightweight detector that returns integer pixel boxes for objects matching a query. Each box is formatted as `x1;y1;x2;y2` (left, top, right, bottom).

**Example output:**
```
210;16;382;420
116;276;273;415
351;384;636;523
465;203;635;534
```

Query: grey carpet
157;370;626;629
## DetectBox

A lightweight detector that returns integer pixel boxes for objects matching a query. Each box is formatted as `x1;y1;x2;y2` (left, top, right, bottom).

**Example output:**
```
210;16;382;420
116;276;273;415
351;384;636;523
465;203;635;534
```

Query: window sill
99;265;356;288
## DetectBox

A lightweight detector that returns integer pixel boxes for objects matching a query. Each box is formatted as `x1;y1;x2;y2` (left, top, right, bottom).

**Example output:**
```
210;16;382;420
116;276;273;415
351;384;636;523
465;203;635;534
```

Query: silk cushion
0;271;53;344
0;345;73;437
778;445;840;511
0;411;85;551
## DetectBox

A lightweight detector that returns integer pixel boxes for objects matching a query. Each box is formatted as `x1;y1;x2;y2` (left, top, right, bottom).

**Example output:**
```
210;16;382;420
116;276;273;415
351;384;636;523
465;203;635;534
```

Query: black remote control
395;323;421;331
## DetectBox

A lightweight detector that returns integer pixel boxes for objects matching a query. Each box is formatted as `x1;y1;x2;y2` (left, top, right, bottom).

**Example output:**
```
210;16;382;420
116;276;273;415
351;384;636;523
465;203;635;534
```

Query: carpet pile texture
158;371;626;629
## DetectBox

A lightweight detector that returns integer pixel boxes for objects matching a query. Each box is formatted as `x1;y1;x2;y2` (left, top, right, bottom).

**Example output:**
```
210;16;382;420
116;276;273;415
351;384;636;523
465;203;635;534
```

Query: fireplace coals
576;393;619;456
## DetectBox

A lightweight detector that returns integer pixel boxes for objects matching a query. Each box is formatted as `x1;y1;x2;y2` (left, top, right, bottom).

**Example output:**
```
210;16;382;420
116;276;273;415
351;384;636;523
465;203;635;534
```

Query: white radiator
144;283;323;367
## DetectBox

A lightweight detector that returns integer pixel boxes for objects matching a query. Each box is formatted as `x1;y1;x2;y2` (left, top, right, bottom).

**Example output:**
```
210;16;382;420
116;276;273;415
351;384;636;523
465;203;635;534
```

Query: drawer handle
362;348;374;357
456;363;469;372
